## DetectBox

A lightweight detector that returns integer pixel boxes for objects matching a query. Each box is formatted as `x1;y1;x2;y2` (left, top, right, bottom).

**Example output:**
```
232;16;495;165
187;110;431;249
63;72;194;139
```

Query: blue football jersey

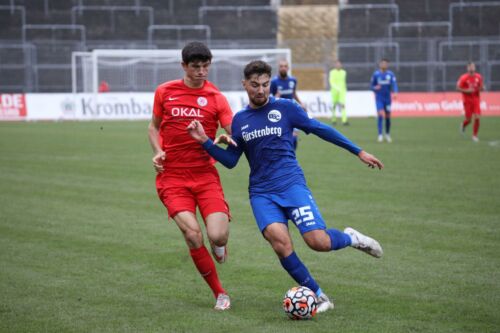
222;97;360;195
231;97;305;194
371;70;398;100
270;75;297;100
201;97;361;197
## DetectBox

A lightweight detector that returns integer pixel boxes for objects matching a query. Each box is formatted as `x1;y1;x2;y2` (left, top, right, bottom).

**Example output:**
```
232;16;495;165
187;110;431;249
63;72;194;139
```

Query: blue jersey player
187;60;384;313
270;59;305;150
371;59;398;143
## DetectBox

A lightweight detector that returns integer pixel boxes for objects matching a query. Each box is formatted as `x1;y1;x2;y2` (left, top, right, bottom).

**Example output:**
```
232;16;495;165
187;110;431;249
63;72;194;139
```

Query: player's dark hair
182;41;212;64
243;60;272;79
380;58;389;63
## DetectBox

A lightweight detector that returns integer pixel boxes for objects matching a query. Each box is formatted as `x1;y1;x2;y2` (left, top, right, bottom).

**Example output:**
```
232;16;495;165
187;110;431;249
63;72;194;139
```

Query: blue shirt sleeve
391;73;399;93
371;72;378;91
202;139;243;169
287;101;362;155
270;79;277;96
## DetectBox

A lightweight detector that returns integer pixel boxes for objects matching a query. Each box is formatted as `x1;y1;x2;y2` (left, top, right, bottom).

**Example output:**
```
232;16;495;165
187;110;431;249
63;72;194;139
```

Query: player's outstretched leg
302;228;382;258
264;223;334;313
344;227;383;258
280;252;334;313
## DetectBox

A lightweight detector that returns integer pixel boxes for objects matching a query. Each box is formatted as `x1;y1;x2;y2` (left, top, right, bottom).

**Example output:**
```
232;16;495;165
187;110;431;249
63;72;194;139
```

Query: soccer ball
282;286;318;320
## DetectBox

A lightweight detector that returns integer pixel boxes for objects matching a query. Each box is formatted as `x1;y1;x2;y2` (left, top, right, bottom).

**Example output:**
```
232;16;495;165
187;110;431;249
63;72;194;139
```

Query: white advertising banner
23;91;376;121
26;93;152;121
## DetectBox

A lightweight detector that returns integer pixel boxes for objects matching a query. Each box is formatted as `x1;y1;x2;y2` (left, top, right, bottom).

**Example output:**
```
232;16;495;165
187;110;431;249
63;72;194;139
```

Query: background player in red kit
148;42;233;310
457;62;484;142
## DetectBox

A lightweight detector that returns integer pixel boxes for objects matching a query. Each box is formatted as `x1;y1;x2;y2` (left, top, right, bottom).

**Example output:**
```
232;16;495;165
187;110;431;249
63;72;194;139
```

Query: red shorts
463;100;481;118
156;165;230;221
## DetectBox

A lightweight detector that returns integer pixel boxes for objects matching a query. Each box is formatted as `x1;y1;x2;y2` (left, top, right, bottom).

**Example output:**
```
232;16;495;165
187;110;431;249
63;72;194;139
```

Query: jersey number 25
291;206;314;226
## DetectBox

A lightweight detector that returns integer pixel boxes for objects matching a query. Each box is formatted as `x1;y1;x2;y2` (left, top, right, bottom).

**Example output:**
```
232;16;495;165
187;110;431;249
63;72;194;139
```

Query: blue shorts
250;184;326;235
376;98;392;113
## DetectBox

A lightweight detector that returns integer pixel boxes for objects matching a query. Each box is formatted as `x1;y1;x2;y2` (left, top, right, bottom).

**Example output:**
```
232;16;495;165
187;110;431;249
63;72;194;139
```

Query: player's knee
270;239;293;257
184;229;203;248
206;215;229;246
207;229;228;246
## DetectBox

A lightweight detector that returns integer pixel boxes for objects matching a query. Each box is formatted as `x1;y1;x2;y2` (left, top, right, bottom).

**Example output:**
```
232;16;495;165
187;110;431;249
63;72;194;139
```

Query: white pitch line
488;140;500;147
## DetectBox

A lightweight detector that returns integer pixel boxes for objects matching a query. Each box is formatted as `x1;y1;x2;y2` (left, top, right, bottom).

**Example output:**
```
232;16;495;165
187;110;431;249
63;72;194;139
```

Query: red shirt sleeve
153;87;164;118
457;74;467;89
215;93;233;129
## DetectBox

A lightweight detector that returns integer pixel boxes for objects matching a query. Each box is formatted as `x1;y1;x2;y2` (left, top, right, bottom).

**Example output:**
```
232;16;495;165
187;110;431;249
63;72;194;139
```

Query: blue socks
378;115;391;135
377;115;383;135
280;252;320;294
326;228;352;250
279;231;352;296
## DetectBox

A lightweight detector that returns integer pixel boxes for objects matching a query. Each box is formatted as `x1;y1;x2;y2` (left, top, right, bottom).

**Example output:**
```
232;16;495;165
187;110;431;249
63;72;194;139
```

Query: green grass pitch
1;117;499;333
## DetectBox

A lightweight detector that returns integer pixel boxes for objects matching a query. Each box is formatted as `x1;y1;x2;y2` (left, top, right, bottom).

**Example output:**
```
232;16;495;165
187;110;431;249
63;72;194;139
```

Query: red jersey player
457;62;484;142
147;42;233;310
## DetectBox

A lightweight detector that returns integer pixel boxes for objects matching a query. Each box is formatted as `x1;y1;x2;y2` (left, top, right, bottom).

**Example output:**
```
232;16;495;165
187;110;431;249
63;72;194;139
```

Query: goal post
71;51;93;93
72;49;292;93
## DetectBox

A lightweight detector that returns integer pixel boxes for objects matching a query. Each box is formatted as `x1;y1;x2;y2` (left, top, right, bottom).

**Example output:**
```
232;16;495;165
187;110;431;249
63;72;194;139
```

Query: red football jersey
153;79;233;168
457;73;483;102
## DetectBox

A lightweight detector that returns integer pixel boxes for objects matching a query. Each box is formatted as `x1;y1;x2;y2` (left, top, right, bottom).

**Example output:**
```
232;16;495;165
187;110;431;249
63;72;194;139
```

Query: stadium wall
1;92;500;121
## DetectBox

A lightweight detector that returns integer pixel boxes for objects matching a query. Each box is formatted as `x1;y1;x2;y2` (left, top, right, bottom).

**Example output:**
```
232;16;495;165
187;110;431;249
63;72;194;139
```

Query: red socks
463;119;471;128
189;246;225;298
473;118;480;137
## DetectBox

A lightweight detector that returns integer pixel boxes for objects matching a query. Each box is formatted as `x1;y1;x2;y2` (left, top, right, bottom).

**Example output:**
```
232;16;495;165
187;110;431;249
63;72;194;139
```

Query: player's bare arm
358;151;384;170
223;124;232;135
217;124;236;144
148;114;166;172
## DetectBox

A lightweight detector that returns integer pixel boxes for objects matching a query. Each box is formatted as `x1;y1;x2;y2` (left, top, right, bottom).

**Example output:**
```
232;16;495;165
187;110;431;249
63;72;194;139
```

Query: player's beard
250;94;268;108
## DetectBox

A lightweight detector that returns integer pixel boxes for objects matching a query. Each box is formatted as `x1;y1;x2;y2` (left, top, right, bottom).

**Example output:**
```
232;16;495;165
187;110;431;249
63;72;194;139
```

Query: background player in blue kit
371;59;398;143
270;59;306;150
187;60;384;313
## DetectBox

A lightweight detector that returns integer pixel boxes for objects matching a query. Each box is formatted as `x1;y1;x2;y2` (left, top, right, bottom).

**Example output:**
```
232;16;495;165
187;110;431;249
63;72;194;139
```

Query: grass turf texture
0;117;499;333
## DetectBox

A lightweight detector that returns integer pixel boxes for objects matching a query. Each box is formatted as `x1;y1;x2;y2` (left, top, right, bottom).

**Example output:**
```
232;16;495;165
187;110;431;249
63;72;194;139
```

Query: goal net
72;49;292;93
